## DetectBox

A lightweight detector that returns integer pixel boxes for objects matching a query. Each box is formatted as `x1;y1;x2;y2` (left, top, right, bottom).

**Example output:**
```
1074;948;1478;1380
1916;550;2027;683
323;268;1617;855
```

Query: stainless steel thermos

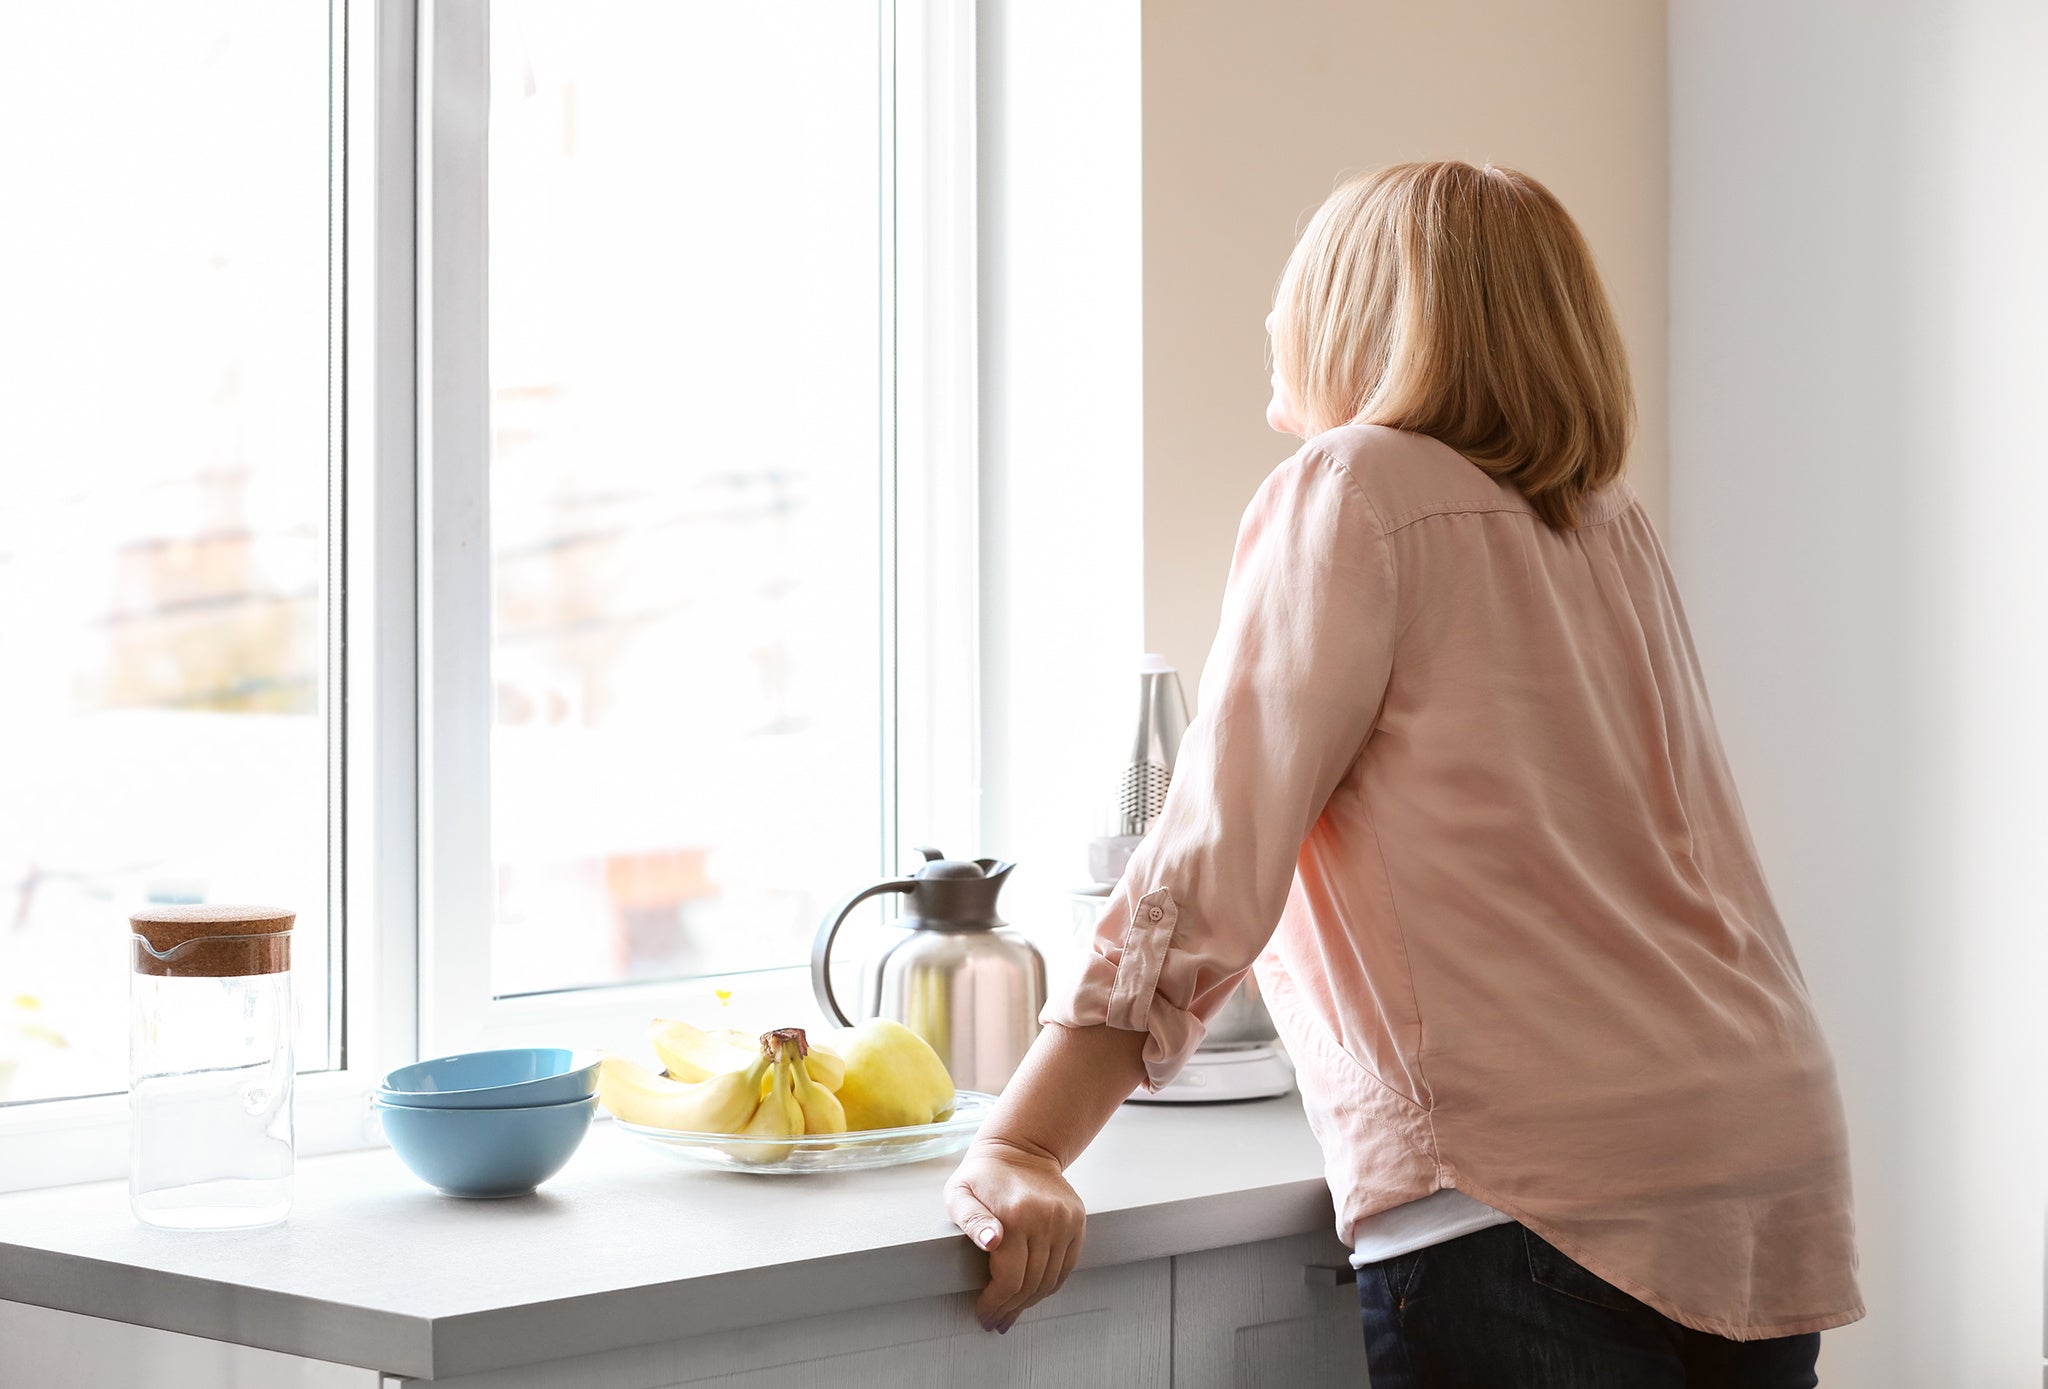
811;847;1046;1093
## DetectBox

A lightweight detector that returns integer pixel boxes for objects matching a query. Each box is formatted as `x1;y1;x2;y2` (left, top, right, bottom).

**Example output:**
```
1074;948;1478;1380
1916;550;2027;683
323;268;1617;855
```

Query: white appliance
1065;887;1295;1105
1135;1041;1296;1103
1074;656;1295;1105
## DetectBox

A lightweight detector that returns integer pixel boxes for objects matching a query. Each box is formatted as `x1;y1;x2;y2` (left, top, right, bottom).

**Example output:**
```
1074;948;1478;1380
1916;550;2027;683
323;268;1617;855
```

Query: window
0;0;974;1184
485;3;886;996
0;2;339;1109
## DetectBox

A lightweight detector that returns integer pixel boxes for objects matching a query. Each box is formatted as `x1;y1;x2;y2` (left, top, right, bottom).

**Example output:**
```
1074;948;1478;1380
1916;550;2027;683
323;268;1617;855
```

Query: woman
943;161;1862;1387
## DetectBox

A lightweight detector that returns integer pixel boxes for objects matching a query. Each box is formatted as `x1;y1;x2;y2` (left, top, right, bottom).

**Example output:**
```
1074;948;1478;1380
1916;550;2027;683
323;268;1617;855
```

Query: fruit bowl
616;1090;996;1174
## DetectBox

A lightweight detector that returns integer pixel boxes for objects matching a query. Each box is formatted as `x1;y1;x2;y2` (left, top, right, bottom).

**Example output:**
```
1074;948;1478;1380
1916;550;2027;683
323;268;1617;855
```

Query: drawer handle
1303;1263;1359;1287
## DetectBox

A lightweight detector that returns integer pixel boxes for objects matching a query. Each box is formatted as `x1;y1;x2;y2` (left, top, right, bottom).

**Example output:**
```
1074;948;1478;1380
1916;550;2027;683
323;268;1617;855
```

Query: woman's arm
944;447;1398;1331
943;1021;1147;1332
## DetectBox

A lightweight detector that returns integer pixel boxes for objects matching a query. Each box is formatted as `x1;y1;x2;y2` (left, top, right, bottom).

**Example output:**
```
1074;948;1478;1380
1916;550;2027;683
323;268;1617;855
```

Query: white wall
1669;1;2048;1382
1139;0;1669;685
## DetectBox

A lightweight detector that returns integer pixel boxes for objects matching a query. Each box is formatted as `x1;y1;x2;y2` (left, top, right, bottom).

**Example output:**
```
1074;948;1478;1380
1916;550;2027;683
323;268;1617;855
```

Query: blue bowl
375;1093;596;1198
377;1047;601;1110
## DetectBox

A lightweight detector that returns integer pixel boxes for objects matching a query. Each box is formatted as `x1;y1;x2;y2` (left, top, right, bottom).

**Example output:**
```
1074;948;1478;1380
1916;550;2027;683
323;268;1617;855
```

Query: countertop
0;1095;1335;1381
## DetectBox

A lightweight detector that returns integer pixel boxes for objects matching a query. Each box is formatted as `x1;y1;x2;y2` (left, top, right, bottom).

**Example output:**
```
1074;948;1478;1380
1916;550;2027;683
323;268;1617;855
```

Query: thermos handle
811;879;918;1027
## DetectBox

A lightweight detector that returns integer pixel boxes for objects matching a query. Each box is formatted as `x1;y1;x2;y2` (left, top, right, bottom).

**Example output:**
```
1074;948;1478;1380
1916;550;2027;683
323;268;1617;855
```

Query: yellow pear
833;1018;956;1132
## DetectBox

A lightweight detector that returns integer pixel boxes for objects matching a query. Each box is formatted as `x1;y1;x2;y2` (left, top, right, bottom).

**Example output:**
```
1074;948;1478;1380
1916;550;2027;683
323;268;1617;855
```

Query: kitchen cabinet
376;1238;1367;1389
380;1259;1171;1389
0;1235;1368;1388
1171;1231;1369;1389
0;1299;377;1389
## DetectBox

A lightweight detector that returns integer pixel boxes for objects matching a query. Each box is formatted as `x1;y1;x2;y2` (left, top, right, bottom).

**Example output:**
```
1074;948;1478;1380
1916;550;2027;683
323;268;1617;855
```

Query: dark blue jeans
1357;1223;1822;1388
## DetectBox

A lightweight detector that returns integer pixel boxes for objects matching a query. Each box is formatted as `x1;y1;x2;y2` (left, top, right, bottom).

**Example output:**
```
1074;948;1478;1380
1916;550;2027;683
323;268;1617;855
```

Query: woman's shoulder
1298;425;1536;533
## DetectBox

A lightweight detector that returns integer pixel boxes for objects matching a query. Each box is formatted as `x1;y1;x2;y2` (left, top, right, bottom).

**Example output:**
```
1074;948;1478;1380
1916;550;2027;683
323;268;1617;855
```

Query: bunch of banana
599;1025;846;1166
646;1018;845;1093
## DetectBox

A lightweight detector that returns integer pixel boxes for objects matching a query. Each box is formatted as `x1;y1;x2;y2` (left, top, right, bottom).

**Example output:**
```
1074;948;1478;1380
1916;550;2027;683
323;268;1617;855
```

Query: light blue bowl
377;1047;601;1110
375;1093;597;1198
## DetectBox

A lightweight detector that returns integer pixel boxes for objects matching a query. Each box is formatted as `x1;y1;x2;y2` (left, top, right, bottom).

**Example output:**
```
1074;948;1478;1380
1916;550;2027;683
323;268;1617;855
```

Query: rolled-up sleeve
1043;446;1397;1089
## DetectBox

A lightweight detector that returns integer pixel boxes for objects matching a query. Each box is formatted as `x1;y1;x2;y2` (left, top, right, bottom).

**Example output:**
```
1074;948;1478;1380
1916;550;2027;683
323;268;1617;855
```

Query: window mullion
344;0;426;1087
892;0;982;859
414;0;495;1058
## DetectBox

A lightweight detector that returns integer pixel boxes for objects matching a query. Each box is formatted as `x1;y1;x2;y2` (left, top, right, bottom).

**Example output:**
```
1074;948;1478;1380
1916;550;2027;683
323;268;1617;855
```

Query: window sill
0;1070;386;1196
0;964;839;1195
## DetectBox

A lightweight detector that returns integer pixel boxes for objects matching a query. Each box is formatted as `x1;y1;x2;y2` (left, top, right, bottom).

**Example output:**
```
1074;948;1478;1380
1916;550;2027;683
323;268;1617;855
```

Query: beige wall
1140;0;1668;685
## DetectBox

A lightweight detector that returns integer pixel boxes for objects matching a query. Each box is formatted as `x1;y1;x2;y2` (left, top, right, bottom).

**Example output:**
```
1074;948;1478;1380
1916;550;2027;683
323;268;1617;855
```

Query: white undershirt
1348;1188;1516;1266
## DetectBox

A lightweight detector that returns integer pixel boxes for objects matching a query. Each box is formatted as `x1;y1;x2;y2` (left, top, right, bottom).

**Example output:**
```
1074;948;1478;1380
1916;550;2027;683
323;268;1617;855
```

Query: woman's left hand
944;1136;1088;1332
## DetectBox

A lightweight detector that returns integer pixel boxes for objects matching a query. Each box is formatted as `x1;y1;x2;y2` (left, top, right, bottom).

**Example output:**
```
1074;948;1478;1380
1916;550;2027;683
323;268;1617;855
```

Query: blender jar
129;904;296;1229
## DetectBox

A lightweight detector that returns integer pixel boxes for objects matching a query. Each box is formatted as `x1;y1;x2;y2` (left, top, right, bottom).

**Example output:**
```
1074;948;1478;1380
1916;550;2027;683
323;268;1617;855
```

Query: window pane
487;3;885;995
0;4;336;1103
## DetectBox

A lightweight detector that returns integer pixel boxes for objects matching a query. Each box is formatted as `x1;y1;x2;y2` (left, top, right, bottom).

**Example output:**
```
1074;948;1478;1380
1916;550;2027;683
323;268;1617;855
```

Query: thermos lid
130;904;295;978
902;847;1011;929
909;846;997;881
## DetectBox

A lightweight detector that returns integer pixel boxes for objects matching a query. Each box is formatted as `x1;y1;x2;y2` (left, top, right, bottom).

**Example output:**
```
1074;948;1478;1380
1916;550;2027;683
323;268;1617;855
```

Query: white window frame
0;0;978;1192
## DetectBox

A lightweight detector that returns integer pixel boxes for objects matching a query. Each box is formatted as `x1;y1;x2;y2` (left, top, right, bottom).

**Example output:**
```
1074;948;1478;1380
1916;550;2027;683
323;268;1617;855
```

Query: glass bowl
615;1090;996;1174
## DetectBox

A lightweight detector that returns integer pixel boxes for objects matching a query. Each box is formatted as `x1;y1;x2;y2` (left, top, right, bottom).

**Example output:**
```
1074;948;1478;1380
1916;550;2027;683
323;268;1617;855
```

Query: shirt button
1147;906;1164;921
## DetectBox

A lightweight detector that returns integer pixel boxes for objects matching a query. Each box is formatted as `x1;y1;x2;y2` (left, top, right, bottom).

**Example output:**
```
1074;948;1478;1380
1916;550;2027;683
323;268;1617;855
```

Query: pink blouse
1046;425;1862;1341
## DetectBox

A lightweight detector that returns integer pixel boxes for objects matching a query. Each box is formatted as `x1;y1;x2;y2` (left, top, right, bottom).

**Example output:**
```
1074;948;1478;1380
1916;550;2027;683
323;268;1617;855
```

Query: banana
650;1018;847;1094
647;1019;757;1083
787;1036;848;1136
608;1023;859;1162
598;1052;771;1134
799;1042;846;1094
728;1048;803;1165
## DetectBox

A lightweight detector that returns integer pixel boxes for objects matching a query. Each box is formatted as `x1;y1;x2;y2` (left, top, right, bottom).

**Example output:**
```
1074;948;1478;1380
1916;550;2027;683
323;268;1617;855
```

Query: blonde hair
1273;161;1635;529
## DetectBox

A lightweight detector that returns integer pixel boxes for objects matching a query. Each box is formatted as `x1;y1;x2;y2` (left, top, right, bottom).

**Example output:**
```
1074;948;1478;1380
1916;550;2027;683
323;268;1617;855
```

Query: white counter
0;1096;1335;1382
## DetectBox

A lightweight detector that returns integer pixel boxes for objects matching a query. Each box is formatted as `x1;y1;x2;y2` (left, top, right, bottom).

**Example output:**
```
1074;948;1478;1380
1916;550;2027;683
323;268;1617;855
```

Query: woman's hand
945;1135;1087;1333
939;1023;1143;1333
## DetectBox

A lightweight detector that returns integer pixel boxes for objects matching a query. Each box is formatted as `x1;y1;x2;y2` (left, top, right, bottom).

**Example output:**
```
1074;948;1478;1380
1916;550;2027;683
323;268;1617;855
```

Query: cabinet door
394;1258;1171;1389
1171;1231;1369;1389
0;1299;377;1389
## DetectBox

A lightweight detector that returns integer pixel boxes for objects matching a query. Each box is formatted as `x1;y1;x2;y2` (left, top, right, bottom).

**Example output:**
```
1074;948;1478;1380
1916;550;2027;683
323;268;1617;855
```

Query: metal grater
1118;657;1191;836
1118;761;1173;835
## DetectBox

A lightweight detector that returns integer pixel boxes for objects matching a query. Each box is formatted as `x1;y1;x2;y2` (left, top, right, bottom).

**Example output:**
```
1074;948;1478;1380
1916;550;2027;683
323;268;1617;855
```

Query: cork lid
130;904;295;978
